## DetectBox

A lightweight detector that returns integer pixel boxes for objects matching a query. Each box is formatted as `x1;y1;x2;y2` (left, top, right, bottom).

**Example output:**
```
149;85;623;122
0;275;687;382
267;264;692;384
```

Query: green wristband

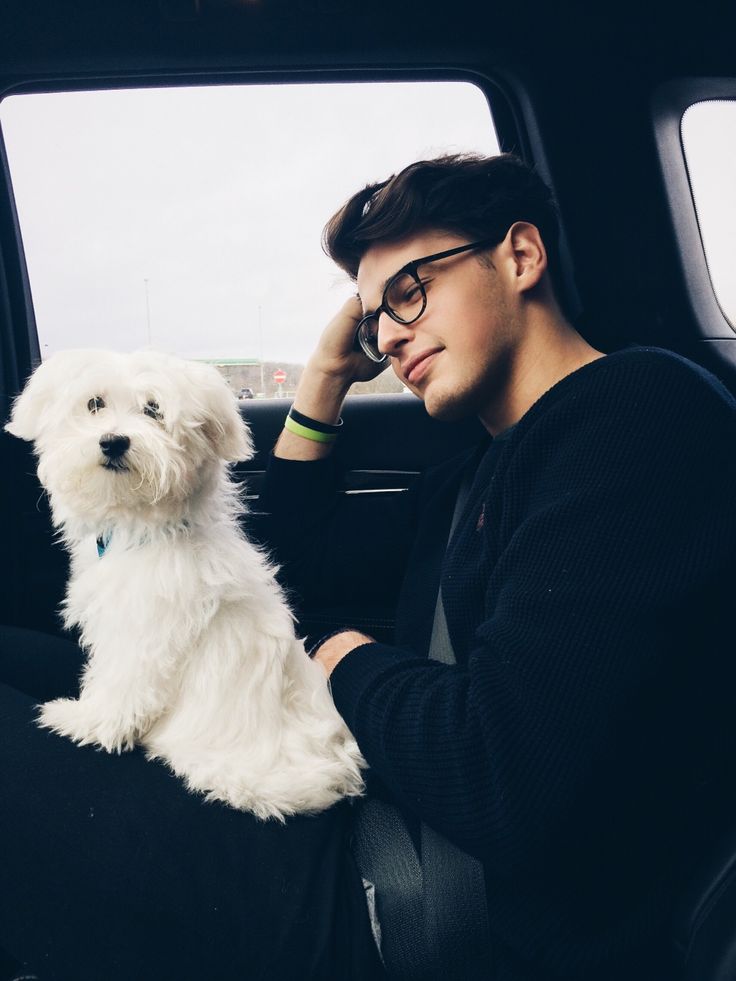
284;415;338;443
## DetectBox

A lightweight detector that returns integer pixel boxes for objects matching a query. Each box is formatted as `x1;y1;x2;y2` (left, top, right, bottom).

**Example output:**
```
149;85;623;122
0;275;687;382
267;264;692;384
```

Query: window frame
0;66;554;390
0;125;40;405
652;78;736;344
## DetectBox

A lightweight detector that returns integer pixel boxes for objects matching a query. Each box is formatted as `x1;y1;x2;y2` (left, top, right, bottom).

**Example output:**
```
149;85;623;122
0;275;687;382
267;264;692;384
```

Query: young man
258;154;736;980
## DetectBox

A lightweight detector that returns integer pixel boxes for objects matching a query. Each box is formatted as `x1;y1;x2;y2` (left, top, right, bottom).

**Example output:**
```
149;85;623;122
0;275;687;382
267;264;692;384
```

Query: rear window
680;99;736;329
0;81;499;396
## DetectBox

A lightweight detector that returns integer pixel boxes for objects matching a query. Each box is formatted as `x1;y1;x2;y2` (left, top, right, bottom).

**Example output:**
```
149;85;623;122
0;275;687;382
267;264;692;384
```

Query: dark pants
0;626;383;981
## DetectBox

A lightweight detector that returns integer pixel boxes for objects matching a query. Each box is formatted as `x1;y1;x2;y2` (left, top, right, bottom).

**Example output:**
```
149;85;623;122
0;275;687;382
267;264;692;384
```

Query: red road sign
273;369;287;384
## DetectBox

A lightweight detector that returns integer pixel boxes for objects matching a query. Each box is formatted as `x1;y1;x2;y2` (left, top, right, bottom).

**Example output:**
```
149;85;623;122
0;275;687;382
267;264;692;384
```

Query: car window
0;81;499;397
680;99;736;330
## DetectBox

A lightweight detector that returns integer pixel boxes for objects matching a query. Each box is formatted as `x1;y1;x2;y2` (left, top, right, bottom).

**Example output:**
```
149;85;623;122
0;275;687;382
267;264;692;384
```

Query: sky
0;81;500;364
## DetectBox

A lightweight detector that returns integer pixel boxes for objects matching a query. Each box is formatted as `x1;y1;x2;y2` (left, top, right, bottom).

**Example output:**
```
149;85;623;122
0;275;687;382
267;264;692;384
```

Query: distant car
237;387;254;400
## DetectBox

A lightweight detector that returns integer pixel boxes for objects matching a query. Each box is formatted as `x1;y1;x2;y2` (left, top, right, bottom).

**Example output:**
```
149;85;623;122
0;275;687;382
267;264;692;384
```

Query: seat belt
350;469;492;980
421;588;492;979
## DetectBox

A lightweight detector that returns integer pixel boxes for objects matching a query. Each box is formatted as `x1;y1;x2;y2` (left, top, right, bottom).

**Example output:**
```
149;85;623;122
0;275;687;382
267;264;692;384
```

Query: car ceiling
0;0;733;75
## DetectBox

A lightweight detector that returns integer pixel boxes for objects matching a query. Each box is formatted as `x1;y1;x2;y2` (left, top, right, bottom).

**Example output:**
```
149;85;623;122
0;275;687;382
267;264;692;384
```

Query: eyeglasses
354;238;499;364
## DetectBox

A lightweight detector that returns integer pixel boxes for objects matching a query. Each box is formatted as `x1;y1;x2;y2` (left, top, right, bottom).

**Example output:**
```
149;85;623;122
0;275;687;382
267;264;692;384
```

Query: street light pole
144;278;152;346
258;304;265;395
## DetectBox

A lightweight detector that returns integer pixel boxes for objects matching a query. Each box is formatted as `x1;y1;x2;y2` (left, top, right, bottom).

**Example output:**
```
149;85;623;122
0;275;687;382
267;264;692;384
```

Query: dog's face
4;349;254;525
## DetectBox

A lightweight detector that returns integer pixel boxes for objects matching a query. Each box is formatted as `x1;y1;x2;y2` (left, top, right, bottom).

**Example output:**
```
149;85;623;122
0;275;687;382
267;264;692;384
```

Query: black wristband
307;628;352;659
288;406;343;435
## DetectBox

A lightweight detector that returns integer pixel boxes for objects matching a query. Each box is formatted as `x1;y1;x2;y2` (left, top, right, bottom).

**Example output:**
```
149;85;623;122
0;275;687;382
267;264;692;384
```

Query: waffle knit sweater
258;347;736;981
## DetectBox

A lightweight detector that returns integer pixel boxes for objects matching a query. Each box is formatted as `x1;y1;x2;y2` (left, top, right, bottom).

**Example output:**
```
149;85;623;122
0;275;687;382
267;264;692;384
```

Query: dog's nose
99;433;130;459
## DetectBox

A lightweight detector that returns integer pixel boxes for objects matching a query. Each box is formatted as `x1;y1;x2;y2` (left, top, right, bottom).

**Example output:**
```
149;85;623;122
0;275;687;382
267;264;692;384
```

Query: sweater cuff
258;452;338;514
329;641;424;733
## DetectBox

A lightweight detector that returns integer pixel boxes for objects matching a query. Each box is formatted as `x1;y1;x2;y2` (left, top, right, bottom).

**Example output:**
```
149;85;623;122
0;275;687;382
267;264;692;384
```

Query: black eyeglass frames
354;237;499;364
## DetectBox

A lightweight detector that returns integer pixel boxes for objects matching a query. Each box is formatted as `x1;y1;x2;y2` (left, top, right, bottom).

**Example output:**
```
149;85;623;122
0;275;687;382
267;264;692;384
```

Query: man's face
356;230;520;424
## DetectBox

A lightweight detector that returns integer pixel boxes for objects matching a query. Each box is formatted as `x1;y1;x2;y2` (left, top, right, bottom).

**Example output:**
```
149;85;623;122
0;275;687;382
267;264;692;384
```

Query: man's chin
423;389;474;423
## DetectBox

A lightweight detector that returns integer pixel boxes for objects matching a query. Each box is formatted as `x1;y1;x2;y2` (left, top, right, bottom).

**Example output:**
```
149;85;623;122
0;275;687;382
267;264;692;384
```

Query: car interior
0;1;735;978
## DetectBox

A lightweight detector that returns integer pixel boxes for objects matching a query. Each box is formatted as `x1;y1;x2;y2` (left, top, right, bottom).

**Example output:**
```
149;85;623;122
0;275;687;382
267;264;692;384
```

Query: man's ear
506;221;548;294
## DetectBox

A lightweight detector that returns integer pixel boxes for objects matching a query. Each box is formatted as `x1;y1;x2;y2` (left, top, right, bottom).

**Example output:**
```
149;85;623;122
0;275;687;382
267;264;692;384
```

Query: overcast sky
0;81;499;365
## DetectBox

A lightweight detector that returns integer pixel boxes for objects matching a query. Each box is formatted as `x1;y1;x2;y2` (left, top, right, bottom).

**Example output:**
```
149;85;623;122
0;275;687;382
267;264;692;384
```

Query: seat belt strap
421;587;492;979
351;467;492;979
420;472;492;979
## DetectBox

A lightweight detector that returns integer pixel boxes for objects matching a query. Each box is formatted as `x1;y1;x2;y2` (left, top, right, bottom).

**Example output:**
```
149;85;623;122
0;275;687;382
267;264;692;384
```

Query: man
258;154;736;980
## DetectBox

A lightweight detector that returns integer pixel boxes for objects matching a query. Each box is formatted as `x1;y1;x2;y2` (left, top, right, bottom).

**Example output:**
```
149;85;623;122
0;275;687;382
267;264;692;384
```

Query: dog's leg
38;629;187;754
37;695;141;753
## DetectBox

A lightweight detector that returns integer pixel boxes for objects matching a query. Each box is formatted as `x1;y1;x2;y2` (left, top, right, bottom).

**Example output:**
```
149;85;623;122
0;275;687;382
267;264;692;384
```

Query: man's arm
322;354;736;874
255;295;415;612
273;295;383;462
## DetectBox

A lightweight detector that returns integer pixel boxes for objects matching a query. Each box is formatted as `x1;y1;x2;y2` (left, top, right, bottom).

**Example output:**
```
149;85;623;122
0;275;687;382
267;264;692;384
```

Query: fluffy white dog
4;349;365;820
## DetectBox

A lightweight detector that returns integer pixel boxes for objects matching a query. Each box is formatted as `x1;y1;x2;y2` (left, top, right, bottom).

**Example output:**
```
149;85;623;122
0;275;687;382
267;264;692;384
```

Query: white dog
4;349;365;820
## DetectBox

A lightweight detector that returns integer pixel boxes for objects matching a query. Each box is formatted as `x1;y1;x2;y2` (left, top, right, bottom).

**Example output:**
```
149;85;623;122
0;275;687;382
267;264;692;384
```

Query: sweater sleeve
253;452;418;610
328;353;736;875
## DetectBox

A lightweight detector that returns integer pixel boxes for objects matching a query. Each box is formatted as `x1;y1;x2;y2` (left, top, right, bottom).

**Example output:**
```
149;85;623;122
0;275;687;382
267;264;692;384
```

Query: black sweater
258;347;736;981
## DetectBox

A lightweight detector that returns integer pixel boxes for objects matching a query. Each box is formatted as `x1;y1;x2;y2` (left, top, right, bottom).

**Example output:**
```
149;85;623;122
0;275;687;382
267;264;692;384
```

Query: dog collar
95;521;188;557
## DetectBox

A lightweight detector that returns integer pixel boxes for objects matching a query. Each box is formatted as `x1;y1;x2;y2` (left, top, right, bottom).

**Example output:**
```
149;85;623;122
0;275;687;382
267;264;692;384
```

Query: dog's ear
182;361;255;462
4;356;63;442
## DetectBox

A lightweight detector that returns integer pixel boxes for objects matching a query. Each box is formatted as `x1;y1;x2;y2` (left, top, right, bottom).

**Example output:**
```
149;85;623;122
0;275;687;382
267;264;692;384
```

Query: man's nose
378;314;415;357
99;433;130;459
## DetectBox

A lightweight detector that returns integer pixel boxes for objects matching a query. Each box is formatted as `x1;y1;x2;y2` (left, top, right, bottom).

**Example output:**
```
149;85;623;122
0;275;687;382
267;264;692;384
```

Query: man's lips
403;348;442;385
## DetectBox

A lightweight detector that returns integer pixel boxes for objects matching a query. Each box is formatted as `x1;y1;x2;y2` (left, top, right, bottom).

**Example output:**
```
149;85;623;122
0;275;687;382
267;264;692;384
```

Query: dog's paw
37;698;91;741
37;698;138;754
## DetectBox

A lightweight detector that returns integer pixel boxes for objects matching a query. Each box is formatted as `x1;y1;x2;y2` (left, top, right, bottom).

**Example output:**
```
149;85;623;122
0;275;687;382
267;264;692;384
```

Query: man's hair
323;153;563;296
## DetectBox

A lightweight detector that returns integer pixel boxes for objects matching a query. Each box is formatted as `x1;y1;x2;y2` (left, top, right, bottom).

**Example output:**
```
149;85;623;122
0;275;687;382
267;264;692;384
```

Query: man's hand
274;296;387;461
312;629;375;678
311;295;387;385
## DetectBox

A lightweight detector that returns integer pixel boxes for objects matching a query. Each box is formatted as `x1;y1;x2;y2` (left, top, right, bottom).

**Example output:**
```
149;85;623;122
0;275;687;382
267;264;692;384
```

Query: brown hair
323;152;562;294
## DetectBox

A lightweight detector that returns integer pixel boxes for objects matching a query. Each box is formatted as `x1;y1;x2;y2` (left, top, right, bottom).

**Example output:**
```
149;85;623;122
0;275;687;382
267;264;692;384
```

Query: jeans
0;625;383;981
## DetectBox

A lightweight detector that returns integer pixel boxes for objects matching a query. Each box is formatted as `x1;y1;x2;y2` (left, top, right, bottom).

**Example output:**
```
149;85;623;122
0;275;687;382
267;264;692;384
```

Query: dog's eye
143;400;162;420
87;396;105;413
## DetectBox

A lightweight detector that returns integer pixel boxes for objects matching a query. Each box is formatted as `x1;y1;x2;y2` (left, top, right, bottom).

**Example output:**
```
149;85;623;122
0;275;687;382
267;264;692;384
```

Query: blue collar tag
96;533;111;558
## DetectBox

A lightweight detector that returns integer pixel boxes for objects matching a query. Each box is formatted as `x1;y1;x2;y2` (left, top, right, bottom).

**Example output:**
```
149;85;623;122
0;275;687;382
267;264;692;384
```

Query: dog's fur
5;349;365;819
